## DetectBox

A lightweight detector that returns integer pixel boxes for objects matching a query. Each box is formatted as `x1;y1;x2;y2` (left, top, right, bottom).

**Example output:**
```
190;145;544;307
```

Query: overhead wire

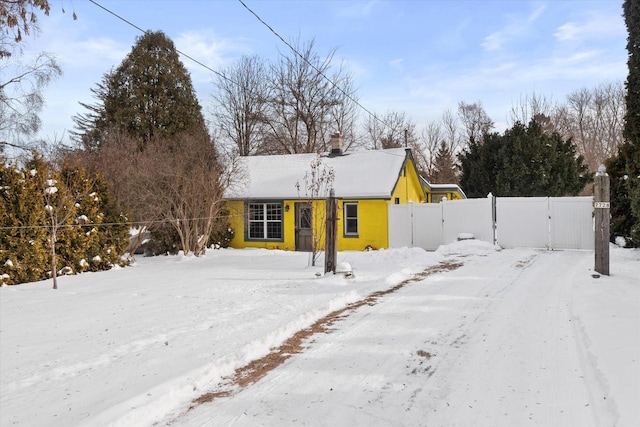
235;0;394;132
0;212;244;231
87;0;396;135
88;0;236;86
3;4;409;237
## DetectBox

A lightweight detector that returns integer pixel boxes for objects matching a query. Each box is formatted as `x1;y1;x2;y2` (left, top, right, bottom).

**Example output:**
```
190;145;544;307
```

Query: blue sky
19;0;627;144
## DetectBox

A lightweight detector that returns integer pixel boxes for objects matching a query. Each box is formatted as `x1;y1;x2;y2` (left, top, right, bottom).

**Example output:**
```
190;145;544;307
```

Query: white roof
419;176;467;198
225;148;411;200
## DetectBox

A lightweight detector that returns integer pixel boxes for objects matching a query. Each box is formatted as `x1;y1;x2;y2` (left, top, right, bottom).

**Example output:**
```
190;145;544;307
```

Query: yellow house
420;177;467;203
224;141;426;252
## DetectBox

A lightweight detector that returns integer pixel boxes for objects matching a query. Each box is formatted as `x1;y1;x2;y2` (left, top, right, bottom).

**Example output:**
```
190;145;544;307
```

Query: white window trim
248;202;283;240
343;202;359;237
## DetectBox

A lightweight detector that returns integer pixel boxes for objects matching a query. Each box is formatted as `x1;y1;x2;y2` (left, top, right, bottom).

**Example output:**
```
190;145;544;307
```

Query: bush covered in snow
0;155;130;285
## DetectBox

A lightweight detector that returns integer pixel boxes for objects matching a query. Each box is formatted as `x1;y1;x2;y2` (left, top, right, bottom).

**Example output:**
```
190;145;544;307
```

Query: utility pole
594;164;610;275
325;189;337;274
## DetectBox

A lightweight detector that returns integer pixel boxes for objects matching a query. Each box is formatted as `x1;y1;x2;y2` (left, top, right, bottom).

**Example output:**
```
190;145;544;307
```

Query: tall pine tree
430;141;458;184
73;31;208;150
73;31;226;256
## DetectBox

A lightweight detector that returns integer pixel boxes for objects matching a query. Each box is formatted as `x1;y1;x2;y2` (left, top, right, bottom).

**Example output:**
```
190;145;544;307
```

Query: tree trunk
50;229;58;290
128;226;148;258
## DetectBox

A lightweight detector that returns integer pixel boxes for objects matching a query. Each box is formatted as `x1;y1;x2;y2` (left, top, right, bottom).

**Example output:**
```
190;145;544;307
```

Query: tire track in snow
174;249;620;427
170;260;463;423
419;250;616;427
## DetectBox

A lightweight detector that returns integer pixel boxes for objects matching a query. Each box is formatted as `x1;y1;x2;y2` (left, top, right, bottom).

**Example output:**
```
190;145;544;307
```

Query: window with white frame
344;202;358;236
248;202;283;240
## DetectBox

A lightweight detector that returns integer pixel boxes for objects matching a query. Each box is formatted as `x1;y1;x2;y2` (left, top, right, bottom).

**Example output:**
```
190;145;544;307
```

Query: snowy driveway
178;248;638;427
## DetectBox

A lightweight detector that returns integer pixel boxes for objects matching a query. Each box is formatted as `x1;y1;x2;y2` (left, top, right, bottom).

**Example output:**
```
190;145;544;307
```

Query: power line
236;0;394;132
88;0;236;86
88;0;395;136
0;212;243;232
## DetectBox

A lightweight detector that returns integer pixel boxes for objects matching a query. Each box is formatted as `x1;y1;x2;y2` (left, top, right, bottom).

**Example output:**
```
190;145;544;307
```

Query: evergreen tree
622;0;640;244
26;154;78;288
73;31;224;256
607;0;640;246
605;151;633;244
457;136;498;198
459;120;591;197
1;153;129;286
55;159;129;273
87;173;130;268
73;30;208;150
430;141;458;184
0;156;49;285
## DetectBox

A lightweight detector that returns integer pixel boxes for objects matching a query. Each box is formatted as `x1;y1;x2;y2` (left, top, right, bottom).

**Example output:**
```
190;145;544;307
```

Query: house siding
427;191;464;203
337;199;389;250
227;198;390;251
227;199;297;250
225;149;427;252
392;159;427;204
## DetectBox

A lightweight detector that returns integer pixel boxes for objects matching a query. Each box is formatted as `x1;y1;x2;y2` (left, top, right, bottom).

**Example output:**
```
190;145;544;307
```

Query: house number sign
594;202;610;209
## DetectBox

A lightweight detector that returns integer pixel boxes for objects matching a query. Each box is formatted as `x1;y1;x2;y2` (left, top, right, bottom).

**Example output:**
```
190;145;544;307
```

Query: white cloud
388;58;404;71
554;12;625;43
174;30;251;84
335;1;378;19
336;54;371;81
481;4;547;52
57;37;129;68
481;33;503;52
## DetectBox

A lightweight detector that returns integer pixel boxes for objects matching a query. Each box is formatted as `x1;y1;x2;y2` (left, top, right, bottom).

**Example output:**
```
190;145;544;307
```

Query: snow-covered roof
225;148;411;200
419;176;467;199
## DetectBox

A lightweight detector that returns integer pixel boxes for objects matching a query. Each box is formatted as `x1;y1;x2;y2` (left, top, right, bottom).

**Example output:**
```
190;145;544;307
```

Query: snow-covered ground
0;242;638;427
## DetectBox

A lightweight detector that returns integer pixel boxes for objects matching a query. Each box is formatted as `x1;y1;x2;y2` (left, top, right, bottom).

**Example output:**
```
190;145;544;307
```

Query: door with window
295;203;312;251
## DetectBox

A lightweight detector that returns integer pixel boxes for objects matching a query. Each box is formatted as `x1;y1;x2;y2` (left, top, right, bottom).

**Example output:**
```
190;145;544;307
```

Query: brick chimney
329;133;343;156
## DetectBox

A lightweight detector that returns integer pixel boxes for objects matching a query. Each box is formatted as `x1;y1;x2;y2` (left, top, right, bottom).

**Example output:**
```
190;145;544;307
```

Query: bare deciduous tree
39;165;79;290
266;39;345;154
295;156;335;266
82;128;227;257
212;55;270;157
364;110;417;149
326;72;359;152
508;92;556;127
154;132;225;256
440;109;462;153
1;51;61;151
507;84;625;173
420;120;443;179
457;101;494;144
564;81;625;170
80;129;155;257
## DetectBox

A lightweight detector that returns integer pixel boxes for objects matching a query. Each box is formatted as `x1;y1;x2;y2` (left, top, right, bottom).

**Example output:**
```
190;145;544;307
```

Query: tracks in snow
169;250;614;427
177;260;463;419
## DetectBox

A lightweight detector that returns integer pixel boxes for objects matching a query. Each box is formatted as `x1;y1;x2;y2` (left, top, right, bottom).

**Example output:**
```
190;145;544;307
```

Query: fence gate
388;196;594;251
495;197;549;249
549;197;594;250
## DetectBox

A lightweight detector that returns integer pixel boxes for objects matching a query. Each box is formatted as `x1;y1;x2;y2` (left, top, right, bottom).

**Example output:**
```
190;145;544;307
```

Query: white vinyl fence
389;196;594;251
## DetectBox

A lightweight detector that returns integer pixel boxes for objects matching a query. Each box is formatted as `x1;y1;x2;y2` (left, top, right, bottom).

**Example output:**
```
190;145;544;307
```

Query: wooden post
594;164;610;276
325;189;337;274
